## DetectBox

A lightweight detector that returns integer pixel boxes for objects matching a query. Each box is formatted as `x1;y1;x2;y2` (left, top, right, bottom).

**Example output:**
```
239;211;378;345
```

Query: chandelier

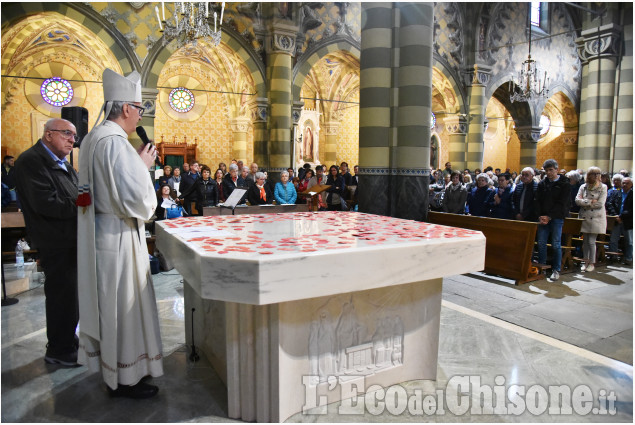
509;12;549;103
155;2;225;48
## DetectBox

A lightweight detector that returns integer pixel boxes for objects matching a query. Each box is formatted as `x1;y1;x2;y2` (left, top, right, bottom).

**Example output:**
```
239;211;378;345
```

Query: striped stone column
252;97;269;167
323;121;339;167
515;126;541;169
576;24;621;171
445;115;468;171
265;22;297;180
140;88;159;141
230;117;250;163
358;2;394;216
393;2;434;221
613;15;633;173
465;65;491;171
562;131;579;171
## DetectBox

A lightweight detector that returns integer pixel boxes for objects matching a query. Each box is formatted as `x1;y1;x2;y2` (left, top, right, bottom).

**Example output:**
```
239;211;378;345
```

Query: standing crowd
430;160;633;281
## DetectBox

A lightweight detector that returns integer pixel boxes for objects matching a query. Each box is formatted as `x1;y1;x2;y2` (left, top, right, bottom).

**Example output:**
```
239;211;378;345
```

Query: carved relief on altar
307;297;405;386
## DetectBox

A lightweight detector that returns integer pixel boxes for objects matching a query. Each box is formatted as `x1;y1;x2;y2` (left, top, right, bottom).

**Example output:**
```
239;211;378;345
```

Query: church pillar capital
516;126;542;143
141;88;159;119
562;130;579;145
266;22;299;56
576;23;622;63
465;64;492;87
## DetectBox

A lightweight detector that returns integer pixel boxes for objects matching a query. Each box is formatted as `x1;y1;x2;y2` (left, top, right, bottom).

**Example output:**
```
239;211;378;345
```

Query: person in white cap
77;68;163;399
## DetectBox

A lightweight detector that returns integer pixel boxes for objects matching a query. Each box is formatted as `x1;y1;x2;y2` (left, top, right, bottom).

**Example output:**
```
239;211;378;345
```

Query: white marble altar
156;211;485;422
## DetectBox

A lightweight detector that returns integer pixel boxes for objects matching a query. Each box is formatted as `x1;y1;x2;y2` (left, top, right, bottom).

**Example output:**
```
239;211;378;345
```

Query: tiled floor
1;264;632;422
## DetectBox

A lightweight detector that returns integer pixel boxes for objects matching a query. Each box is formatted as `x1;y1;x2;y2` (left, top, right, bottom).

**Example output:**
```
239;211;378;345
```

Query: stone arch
432;60;466;115
1;2;139;73
536;91;579;170
143;26;266;99
1;9;125;157
292;36;361;101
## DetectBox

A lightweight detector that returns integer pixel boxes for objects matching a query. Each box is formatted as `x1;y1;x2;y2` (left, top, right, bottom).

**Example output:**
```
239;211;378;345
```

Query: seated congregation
152;160;359;219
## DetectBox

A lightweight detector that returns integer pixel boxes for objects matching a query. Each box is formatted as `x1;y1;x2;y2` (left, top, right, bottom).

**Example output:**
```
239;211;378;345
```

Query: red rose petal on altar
260;251;274;254
218;251;228;254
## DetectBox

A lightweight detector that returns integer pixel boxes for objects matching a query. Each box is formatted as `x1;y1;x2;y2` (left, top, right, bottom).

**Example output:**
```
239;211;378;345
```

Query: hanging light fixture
509;8;549;103
155;2;225;48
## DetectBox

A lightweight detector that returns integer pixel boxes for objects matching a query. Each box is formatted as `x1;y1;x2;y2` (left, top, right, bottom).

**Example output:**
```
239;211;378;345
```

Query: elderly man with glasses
14;118;80;367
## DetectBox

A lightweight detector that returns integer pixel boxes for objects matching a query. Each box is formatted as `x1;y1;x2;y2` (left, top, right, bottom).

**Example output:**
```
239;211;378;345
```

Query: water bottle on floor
15;240;24;279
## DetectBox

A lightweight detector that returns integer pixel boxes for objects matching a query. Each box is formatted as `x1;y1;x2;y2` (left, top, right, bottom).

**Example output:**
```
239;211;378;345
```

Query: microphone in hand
136;126;162;167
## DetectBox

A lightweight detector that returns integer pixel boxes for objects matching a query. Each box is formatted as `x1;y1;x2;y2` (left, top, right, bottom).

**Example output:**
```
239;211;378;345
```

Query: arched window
530;2;549;33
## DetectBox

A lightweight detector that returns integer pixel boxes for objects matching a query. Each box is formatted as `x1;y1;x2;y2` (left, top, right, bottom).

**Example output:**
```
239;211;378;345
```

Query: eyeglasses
127;103;145;117
49;129;78;142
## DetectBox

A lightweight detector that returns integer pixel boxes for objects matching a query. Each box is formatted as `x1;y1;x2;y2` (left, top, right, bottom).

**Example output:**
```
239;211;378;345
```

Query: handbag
166;204;184;219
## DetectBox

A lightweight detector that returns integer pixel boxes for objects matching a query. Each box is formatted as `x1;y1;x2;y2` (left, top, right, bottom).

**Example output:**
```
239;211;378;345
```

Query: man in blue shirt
14;118;79;366
616;177;633;264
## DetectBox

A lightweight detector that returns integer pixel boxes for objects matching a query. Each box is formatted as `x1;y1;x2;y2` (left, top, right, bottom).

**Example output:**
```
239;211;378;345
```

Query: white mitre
93;68;143;127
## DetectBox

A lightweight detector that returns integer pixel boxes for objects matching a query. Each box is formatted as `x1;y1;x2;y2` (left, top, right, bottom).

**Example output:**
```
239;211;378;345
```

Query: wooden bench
427;212;541;285
570;214;621;266
560;217;584;274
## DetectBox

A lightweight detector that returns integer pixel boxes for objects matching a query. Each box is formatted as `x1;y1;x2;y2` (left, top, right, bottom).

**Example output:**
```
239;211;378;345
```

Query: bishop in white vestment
77;68;163;398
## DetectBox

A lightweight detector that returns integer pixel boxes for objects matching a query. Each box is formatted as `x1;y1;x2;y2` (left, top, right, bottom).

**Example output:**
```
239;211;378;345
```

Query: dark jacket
570;181;583;213
222;173;245;200
489;185;514;219
179;172;199;201
466;186;494;217
620;190;633;230
341;171;352;187
180;178;218;208
536;176;571;220
325;174;346;205
247;184;273;205
2;165;15;189
14;140;78;250
512;180;539;221
605;189;622;216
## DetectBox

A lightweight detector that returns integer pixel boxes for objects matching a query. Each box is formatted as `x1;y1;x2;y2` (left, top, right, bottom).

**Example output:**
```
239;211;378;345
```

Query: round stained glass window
430;112;436;129
40;77;73;107
169;87;195;113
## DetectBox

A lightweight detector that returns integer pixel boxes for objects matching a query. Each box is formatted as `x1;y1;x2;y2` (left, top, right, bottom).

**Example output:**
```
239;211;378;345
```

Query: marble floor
1;265;632;422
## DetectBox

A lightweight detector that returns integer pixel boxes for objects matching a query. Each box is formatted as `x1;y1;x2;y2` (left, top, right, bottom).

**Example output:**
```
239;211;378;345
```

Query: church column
359;2;393;216
140;88;159;140
515;126;541;170
613;13;633;173
252;98;269;167
230;117;250;163
265;22;297;180
576;24;621;171
562;131;579;171
323;121;339;166
393;2;434;221
465;65;491;171
445;115;468;171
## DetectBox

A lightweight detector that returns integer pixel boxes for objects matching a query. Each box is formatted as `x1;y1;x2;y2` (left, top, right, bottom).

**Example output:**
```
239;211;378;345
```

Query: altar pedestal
157;212;485;422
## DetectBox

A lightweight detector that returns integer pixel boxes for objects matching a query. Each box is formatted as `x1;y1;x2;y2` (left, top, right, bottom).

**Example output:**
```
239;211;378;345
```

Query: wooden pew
427;212;541;285
560;217;584;274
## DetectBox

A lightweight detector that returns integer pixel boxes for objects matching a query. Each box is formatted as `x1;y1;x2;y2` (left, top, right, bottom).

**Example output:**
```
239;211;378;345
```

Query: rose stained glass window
169;87;195;113
430;112;436;129
40;77;73;107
